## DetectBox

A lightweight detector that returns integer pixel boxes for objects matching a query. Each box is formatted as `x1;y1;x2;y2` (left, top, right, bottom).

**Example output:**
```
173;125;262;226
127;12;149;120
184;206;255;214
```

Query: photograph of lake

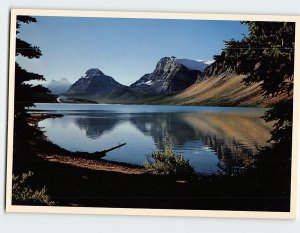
7;10;297;217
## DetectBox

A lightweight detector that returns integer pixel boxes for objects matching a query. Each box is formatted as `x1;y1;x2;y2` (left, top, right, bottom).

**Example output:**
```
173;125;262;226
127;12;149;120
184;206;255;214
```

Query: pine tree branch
16;16;37;32
16;38;42;58
15;63;45;84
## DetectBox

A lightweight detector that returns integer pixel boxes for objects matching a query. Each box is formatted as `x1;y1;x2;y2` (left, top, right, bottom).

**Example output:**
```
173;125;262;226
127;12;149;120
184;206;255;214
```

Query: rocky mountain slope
130;57;204;96
64;58;210;103
65;68;124;97
156;54;289;107
63;55;289;107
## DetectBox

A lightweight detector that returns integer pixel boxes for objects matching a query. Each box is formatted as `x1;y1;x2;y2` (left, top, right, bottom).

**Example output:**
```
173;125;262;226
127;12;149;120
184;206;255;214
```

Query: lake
32;103;272;174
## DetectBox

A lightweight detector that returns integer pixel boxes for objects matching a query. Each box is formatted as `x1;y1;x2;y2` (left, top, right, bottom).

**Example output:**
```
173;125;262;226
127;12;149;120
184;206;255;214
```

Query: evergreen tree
15;16;50;121
222;21;295;195
223;21;295;146
14;16;53;166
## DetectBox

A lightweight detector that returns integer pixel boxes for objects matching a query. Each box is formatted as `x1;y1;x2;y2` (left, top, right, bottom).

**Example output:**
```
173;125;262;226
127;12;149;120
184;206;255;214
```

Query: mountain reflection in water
37;106;272;174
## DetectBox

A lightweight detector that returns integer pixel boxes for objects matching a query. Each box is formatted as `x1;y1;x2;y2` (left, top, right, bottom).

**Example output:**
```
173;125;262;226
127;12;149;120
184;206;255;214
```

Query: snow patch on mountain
130;57;201;95
197;60;215;65
175;58;214;72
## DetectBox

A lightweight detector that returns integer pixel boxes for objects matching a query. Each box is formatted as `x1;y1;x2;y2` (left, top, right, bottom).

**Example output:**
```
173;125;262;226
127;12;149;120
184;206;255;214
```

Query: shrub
144;146;195;180
12;171;55;206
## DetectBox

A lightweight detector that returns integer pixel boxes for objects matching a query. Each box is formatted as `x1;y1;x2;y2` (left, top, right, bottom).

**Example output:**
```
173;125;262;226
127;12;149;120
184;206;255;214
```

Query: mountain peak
157;56;177;66
66;68;123;96
130;56;202;95
85;68;104;77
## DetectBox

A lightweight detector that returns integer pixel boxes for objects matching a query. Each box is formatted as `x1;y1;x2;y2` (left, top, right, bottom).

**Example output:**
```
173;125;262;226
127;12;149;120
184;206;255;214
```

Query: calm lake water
32;103;272;174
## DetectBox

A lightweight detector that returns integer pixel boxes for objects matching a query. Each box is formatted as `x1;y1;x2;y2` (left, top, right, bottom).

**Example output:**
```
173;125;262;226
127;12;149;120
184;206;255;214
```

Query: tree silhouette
223;21;294;146
13;16;54;169
14;16;51;128
222;21;295;197
15;16;51;110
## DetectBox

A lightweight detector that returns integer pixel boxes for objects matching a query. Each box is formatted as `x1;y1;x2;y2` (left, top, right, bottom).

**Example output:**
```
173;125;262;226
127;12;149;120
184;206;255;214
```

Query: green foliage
263;101;293;145
12;171;55;206
222;21;295;147
144;146;195;180
221;21;294;195
223;21;295;98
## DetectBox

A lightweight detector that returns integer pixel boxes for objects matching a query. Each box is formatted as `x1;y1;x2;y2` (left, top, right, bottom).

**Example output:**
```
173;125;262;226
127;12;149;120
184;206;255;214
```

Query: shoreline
31;101;272;109
13;112;290;211
27;112;146;175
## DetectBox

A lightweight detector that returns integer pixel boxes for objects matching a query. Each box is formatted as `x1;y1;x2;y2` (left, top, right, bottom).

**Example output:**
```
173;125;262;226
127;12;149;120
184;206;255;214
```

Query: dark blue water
33;103;272;174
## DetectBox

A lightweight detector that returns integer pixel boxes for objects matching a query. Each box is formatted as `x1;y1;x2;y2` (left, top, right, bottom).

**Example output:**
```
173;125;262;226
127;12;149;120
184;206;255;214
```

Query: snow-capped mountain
66;68;124;96
175;58;213;72
130;57;202;95
56;55;290;107
46;78;71;94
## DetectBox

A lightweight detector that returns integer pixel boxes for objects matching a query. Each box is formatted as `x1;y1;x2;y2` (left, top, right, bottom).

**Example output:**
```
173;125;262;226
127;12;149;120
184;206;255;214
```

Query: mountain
65;68;124;97
46;78;71;95
155;53;289;107
64;58;211;103
64;56;289;107
175;59;213;72
130;57;204;96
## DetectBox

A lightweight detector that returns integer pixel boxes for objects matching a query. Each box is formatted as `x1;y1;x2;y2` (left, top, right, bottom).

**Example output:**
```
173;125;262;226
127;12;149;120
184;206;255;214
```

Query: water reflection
202;135;254;175
38;108;272;174
74;116;122;139
129;113;198;149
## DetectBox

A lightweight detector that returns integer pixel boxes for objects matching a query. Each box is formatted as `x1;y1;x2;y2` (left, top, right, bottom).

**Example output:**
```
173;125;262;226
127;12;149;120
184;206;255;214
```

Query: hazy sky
16;16;248;86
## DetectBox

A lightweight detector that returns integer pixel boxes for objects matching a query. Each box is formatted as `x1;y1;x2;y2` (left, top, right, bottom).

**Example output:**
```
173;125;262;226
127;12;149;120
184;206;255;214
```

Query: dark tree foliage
223;21;295;146
224;21;294;97
222;21;295;197
16;16;37;32
14;16;53;163
16;39;42;59
15;16;50;118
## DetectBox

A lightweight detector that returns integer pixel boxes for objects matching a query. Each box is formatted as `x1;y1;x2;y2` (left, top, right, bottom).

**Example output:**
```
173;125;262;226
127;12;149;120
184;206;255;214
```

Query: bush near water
144;146;195;180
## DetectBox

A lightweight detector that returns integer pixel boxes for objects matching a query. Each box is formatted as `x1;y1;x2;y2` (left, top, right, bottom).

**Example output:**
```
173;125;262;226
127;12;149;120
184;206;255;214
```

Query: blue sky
17;16;248;86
